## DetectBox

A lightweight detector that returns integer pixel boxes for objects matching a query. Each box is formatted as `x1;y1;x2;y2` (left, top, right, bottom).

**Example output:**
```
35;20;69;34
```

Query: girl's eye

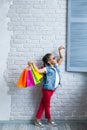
52;57;55;60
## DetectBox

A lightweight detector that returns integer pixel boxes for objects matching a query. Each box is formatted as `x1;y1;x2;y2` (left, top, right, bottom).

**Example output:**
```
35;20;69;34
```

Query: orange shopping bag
16;68;28;88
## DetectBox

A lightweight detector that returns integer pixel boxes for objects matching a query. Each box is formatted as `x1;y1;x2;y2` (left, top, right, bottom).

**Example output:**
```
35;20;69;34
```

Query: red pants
36;88;54;119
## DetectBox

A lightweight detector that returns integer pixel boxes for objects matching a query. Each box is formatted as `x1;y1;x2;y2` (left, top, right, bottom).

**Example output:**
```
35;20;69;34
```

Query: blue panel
67;0;87;72
71;0;87;17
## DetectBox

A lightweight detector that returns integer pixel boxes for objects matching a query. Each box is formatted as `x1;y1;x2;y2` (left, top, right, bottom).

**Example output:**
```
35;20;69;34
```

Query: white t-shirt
44;67;59;88
54;68;59;88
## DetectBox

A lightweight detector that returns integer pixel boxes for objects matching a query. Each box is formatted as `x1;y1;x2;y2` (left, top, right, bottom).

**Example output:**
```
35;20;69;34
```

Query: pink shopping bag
26;69;35;87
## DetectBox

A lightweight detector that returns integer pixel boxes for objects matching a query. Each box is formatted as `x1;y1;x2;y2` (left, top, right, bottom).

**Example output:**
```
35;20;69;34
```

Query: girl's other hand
58;46;65;50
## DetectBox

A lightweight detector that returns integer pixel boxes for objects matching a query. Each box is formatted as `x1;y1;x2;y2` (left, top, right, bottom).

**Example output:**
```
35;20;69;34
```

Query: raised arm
28;61;46;74
57;46;65;66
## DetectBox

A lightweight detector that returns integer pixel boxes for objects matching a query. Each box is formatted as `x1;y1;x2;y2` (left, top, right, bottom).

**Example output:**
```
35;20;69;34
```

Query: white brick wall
6;0;87;120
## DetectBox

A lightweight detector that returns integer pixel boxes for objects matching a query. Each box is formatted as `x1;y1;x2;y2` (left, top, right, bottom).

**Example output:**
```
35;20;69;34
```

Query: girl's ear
47;60;51;65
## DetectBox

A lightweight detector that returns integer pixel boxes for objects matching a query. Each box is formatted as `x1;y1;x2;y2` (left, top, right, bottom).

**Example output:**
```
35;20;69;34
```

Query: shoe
35;121;44;127
48;121;58;126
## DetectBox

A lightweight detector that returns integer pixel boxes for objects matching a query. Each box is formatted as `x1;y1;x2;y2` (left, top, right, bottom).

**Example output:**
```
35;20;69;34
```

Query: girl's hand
58;46;65;50
28;61;34;66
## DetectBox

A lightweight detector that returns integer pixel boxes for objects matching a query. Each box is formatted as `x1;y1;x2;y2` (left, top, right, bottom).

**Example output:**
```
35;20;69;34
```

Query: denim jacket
43;64;62;90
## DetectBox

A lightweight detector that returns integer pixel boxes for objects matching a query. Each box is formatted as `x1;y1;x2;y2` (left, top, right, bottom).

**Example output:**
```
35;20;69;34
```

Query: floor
0;121;87;130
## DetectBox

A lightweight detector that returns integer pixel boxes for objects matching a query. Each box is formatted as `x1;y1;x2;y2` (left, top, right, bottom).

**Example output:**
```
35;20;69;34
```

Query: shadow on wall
72;73;87;119
62;72;87;120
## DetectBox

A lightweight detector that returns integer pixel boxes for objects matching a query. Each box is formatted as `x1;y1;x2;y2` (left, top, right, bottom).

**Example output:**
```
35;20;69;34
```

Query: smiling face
48;54;57;65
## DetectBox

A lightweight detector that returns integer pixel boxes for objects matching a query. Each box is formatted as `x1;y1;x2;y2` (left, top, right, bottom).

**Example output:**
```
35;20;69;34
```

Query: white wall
0;0;87;120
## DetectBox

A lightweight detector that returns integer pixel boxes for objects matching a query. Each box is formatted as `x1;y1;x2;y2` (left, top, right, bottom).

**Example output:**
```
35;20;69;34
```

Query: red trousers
36;88;54;119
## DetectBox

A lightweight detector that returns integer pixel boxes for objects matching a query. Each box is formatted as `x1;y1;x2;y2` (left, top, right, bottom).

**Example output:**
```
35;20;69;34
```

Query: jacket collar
47;64;56;71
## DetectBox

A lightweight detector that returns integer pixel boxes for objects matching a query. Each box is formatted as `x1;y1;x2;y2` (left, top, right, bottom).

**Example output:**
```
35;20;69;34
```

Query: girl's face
48;54;57;65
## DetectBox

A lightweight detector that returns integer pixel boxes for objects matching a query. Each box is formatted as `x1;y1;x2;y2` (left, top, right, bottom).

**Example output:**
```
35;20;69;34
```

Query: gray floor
0;122;87;130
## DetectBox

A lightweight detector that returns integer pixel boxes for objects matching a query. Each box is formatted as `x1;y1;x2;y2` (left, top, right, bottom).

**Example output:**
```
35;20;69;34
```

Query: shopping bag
31;67;43;85
31;68;40;85
16;68;28;88
31;67;43;80
26;69;35;87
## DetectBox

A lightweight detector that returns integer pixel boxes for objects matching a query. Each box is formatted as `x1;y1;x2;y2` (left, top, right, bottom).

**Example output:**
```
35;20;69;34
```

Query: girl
28;46;65;127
